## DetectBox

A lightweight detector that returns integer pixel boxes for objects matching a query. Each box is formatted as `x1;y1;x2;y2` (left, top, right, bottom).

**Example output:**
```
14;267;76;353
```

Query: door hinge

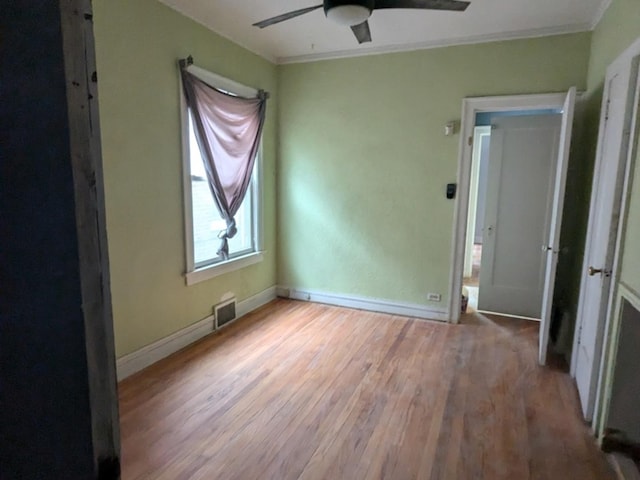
577;322;582;340
468;136;473;146
605;98;611;120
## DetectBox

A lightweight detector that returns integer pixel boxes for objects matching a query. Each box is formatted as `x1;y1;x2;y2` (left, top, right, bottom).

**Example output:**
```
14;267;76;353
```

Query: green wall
93;0;635;360
277;33;591;308
93;0;278;357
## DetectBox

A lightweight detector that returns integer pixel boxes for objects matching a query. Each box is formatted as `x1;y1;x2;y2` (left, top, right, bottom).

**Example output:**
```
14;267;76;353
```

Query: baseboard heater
214;298;237;330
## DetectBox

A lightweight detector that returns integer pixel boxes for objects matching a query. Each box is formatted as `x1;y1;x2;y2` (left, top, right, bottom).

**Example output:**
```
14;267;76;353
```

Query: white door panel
478;114;561;318
539;87;576;365
574;60;639;419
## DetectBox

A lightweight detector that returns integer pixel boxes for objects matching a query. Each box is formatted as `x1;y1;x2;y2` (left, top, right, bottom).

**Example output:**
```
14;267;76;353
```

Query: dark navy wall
1;2;95;479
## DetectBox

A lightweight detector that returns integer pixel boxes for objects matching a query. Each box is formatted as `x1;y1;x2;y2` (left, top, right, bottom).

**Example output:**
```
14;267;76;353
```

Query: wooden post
59;0;121;477
0;1;120;478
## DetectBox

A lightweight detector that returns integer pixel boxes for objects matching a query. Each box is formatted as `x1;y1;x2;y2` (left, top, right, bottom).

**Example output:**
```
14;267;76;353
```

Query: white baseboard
116;285;445;380
116;314;214;381
276;286;449;322
116;286;277;380
236;285;277;318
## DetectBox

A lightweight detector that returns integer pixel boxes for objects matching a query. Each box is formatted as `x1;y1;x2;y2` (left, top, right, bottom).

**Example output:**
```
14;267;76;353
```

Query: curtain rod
178;55;193;69
178;55;270;100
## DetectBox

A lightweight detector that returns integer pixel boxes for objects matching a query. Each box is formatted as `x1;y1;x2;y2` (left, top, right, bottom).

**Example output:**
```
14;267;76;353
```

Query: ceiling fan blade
374;0;470;12
351;20;372;44
253;4;324;28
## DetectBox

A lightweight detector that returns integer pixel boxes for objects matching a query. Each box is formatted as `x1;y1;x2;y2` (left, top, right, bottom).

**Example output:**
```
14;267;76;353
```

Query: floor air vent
214;298;237;330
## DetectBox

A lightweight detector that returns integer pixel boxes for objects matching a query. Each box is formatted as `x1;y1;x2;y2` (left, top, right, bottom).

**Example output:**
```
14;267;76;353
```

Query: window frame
180;65;264;286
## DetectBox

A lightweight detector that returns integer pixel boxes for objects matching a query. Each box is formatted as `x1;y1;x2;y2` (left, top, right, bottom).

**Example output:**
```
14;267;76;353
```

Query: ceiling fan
253;0;471;44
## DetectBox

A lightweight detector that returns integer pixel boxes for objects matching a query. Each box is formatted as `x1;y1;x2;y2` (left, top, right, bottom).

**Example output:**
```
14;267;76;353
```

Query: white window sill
185;251;263;286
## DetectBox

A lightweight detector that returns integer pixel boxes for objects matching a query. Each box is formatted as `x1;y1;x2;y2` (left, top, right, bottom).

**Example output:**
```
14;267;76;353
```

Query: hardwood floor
118;299;614;479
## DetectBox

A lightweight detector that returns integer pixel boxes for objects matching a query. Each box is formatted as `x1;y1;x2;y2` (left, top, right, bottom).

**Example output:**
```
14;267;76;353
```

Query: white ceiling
159;0;610;64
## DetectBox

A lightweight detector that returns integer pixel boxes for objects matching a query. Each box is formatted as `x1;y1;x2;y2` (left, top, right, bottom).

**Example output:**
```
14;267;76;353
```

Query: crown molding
159;0;602;66
590;0;613;30
277;22;592;64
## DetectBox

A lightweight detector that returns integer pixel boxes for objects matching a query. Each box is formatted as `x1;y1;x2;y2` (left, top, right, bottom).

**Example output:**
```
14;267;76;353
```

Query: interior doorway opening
462;109;562;317
449;89;577;365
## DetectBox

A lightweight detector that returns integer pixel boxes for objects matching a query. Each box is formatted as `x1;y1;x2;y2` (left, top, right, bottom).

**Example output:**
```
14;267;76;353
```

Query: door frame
463;126;491;279
448;93;571;323
571;37;640;426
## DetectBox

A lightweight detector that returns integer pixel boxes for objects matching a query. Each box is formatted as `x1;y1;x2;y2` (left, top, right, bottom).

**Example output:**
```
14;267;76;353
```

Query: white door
539;87;576;365
478;114;562;318
573;60;639;419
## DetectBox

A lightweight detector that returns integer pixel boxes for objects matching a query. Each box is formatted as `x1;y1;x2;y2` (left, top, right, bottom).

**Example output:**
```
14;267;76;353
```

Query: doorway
449;90;577;365
462;110;562;317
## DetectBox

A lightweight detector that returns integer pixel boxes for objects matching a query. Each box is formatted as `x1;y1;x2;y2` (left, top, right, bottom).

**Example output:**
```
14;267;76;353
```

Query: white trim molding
116;286;277;380
163;1;607;66
236;285;278;318
116;315;214;381
276;286;448;322
278;23;591;65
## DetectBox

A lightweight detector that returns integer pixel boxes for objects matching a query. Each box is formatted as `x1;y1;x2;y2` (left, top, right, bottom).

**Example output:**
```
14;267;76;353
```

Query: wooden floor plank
250;313;398;480
118;300;614;480
199;310;383;480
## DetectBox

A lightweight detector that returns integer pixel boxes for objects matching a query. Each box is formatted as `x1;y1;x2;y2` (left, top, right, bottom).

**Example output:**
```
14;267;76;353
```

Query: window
182;67;263;285
188;114;257;266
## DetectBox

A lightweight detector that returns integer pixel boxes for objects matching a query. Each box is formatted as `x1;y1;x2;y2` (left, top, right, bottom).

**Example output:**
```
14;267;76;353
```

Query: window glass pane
189;114;254;266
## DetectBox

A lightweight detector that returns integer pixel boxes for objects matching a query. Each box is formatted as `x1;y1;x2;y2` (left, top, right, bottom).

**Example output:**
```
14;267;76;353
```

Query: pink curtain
180;61;267;259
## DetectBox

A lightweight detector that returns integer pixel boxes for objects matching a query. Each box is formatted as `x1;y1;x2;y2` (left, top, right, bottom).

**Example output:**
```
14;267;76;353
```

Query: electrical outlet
427;293;441;302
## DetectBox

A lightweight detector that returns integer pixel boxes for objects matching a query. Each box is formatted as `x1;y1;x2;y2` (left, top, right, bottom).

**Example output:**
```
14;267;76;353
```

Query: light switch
446;183;457;199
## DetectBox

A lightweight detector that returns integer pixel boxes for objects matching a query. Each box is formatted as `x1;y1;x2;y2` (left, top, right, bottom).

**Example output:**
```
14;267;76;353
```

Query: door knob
588;266;603;276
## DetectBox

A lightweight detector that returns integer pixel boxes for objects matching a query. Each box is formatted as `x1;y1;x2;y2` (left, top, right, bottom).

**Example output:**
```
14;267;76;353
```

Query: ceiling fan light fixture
325;5;371;26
